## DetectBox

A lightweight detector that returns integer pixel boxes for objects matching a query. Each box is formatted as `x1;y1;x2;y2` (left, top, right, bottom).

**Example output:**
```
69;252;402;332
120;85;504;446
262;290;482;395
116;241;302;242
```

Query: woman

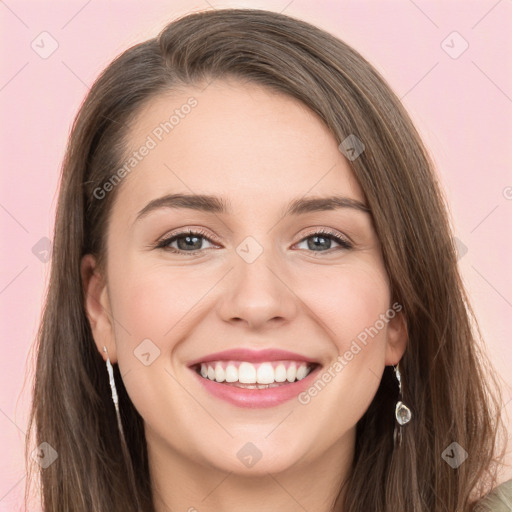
25;8;510;511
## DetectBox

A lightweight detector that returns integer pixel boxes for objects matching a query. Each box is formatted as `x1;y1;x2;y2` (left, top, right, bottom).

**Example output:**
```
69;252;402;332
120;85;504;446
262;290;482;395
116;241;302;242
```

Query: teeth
274;364;287;382
214;363;225;383
197;360;313;385
225;364;238;383
287;363;297;382
256;362;275;384
296;365;308;380
239;362;257;383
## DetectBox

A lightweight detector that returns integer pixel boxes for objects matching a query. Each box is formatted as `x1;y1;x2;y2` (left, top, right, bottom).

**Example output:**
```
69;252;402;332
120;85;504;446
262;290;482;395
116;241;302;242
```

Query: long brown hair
25;8;506;511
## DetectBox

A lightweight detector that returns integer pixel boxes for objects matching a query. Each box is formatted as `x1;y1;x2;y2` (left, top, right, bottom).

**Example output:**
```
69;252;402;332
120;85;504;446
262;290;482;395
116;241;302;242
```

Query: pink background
1;0;511;508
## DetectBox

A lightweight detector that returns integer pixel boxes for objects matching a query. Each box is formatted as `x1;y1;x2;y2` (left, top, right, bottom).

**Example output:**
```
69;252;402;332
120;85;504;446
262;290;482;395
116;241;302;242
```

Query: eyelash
155;227;353;255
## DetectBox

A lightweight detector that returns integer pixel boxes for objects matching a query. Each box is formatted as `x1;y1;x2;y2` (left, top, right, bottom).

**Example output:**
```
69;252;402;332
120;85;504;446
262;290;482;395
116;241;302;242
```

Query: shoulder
475;479;512;511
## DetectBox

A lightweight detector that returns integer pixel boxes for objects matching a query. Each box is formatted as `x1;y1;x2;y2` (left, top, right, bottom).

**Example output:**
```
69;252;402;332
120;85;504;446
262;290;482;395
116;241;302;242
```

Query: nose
217;248;299;331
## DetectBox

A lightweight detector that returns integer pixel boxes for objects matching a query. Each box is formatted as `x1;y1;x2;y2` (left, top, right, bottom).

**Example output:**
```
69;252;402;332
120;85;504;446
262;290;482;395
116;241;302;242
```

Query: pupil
308;235;330;251
179;235;201;251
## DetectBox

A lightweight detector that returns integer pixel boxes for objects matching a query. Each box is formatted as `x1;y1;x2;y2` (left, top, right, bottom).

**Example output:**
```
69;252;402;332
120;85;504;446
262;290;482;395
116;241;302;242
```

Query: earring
103;346;127;440
393;362;412;447
102;347;142;510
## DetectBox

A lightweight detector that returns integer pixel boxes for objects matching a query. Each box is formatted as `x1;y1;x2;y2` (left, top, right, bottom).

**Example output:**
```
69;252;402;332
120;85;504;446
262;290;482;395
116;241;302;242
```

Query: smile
194;360;317;388
188;348;322;408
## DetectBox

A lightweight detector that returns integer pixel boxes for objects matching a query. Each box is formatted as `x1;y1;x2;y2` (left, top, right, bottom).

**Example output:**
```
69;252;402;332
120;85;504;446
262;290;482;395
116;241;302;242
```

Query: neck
147;427;354;512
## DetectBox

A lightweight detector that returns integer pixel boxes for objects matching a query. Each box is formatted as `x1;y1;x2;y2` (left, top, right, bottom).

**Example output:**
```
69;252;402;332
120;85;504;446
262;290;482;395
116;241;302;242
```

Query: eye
295;228;353;252
156;228;218;255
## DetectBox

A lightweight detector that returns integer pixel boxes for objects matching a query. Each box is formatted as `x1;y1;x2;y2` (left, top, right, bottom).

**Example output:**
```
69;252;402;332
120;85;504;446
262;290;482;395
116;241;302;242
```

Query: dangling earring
103;346;127;440
393;362;412;447
102;347;142;510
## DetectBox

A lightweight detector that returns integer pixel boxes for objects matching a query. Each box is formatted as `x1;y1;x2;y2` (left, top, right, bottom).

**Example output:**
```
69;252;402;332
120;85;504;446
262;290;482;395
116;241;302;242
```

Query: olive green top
476;479;512;511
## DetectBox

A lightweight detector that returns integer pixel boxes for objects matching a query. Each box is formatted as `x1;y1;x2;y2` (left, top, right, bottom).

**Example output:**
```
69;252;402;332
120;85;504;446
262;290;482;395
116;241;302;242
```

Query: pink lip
191;365;322;408
187;348;318;367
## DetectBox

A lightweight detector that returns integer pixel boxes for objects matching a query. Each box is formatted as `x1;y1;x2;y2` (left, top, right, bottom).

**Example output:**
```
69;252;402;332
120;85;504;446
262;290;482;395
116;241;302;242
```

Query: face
82;79;407;477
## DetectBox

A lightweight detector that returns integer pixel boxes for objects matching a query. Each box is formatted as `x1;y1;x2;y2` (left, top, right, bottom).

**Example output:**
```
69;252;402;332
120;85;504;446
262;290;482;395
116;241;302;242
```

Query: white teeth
296;365;308;380
238;362;257;383
256;362;275;384
225;364;238;382
274;364;287;382
214;363;225;383
197;361;313;385
286;363;297;382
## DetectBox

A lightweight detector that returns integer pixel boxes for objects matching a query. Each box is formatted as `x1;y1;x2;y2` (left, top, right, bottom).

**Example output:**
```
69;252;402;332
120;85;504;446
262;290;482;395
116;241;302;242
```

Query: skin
82;78;407;512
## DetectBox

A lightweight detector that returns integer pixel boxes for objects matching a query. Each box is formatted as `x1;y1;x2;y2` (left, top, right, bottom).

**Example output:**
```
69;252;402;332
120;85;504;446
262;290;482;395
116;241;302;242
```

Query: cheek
295;263;391;427
109;261;214;349
106;263;208;425
296;260;390;399
105;261;210;398
299;259;391;347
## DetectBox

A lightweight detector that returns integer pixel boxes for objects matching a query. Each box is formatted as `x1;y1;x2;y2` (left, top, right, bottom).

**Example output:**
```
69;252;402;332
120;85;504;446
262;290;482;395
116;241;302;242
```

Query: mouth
187;348;322;407
187;349;323;408
192;360;320;389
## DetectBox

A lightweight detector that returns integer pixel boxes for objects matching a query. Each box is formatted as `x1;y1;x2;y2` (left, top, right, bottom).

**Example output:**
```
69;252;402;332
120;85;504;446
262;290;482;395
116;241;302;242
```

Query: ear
384;307;408;366
81;254;117;363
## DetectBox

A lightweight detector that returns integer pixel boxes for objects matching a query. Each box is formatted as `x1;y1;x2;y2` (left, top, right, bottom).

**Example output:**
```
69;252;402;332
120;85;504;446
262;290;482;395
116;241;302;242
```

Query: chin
199;436;311;476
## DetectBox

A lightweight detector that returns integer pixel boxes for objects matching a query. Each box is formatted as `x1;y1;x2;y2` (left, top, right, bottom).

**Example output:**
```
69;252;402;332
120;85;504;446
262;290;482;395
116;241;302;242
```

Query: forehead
115;79;364;222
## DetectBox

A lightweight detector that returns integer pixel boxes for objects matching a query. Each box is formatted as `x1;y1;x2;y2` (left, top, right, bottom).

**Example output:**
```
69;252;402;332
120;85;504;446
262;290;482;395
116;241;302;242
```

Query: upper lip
187;348;321;367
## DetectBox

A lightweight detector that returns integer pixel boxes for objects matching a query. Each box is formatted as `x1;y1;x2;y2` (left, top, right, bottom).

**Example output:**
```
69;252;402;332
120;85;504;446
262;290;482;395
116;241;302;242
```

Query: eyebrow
135;193;371;222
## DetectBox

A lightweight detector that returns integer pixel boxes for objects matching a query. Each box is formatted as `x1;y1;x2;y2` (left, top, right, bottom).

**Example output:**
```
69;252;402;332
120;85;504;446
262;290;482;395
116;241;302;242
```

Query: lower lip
190;365;322;408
